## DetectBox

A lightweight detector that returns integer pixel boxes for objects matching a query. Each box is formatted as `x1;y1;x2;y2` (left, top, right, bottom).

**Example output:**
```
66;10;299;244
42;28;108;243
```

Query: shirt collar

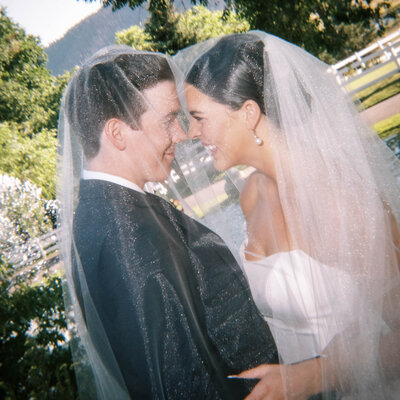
82;170;145;194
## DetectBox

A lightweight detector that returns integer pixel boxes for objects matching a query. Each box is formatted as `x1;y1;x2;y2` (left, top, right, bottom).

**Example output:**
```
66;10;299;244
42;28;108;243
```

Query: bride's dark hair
186;34;266;114
65;52;173;159
186;33;312;127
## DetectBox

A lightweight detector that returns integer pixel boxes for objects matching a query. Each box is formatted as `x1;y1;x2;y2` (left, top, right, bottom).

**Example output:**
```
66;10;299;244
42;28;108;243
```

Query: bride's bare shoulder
240;171;279;216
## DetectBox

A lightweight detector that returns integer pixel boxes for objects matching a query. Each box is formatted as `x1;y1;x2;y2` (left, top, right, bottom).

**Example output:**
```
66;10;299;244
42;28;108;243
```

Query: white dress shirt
82;170;145;194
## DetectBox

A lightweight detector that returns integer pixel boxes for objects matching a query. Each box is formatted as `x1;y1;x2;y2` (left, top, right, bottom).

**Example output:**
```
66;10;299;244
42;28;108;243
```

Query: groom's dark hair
64;51;174;159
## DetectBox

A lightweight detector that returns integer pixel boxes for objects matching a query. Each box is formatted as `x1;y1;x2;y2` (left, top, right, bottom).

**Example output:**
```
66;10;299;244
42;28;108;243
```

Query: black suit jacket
73;179;278;399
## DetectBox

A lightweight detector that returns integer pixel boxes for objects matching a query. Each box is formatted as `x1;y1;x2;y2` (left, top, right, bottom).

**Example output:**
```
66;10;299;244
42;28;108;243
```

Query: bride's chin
214;160;229;172
213;155;232;172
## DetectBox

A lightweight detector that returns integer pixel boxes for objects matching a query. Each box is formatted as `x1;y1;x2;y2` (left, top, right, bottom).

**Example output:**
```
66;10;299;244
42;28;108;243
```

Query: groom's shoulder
75;180;146;232
146;193;209;228
77;180;153;214
76;182;213;238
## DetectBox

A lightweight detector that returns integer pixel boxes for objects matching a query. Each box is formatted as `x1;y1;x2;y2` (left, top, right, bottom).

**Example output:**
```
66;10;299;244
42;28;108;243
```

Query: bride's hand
235;364;285;400
236;358;322;400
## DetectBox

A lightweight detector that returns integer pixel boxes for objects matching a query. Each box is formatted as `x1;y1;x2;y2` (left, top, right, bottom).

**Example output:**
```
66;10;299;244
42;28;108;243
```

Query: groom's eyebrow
165;110;180;119
162;109;180;123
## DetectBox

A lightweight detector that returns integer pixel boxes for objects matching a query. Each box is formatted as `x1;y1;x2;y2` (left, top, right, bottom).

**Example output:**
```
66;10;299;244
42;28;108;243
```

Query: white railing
328;29;400;94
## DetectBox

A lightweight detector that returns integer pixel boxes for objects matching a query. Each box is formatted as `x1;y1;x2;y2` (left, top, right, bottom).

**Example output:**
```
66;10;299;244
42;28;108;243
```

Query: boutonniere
169;198;184;212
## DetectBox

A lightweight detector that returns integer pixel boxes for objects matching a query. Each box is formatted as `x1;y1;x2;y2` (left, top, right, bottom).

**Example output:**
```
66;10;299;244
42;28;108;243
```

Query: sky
0;0;102;46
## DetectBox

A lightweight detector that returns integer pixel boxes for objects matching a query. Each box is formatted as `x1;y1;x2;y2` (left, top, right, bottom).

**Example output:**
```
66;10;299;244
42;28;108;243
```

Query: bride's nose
188;121;201;140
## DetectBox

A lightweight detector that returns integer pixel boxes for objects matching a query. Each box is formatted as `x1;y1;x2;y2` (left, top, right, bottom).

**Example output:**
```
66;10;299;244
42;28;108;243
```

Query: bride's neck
245;117;278;181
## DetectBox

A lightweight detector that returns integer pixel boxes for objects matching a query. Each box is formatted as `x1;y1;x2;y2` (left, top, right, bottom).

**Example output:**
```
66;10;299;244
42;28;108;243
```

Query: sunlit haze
0;0;102;46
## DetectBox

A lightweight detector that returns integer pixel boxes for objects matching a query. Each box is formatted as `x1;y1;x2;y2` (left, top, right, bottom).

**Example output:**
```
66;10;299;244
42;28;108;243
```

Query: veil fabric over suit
58;46;278;399
173;31;400;399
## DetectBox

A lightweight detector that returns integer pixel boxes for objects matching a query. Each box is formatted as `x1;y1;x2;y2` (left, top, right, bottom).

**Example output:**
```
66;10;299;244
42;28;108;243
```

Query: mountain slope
45;6;148;75
45;0;223;76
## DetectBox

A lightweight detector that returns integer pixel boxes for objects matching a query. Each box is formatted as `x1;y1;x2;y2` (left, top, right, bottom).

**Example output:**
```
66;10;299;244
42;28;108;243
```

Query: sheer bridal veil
173;31;400;399
57;33;400;399
57;43;278;400
57;46;189;399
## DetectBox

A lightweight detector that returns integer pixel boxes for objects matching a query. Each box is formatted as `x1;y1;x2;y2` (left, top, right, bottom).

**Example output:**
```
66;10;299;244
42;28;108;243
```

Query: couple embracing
58;32;400;400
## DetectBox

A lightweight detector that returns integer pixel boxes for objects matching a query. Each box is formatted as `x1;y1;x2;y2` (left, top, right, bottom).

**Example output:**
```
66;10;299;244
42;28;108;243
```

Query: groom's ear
103;118;129;151
241;100;261;130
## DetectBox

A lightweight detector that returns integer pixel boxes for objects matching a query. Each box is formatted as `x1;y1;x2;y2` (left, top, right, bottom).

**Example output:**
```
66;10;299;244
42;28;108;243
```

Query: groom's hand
235;358;322;400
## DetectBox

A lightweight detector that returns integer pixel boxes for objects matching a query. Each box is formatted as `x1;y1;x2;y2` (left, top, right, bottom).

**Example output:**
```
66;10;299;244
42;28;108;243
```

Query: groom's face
125;80;186;186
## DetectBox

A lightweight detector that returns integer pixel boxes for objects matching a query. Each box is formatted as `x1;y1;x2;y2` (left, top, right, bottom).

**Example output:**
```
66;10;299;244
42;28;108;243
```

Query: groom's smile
130;80;186;185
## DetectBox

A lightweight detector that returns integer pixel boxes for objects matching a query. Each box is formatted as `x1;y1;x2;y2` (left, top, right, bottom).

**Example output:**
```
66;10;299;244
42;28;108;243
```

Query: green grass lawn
374;113;400;140
345;61;398;92
354;72;400;109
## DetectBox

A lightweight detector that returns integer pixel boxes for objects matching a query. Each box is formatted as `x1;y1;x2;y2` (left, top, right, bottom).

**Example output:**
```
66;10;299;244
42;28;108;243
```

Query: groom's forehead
142;80;180;114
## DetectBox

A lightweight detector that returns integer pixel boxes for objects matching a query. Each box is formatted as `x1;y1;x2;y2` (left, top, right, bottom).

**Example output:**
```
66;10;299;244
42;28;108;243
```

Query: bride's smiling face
185;84;249;171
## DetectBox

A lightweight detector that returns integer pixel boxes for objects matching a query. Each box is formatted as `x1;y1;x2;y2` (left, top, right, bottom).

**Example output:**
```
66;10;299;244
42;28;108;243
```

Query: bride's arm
239;173;400;398
238;293;400;400
238;215;400;400
378;210;400;377
319;207;400;386
238;276;400;400
236;326;400;400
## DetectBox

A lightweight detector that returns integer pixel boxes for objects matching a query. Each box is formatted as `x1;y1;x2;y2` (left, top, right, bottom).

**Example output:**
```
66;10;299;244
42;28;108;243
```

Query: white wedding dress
239;240;363;364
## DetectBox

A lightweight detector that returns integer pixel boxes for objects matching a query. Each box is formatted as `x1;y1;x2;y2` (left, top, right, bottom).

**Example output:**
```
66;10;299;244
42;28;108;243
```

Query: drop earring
251;129;263;146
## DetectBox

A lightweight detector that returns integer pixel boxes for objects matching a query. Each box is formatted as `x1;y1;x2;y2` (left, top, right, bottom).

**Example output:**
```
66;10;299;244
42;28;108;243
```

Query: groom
66;49;278;399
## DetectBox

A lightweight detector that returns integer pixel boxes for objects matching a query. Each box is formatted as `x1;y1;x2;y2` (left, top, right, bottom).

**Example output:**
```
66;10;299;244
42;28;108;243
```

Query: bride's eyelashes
189;110;206;122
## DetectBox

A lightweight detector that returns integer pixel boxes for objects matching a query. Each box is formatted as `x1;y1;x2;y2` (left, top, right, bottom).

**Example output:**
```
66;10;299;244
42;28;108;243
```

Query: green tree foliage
116;4;249;54
0;175;77;398
98;0;206;11
0;261;77;399
0;11;77;395
0;9;69;132
117;25;155;50
225;0;392;62
175;5;249;49
144;0;180;53
0;123;57;199
0;9;70;199
101;0;394;62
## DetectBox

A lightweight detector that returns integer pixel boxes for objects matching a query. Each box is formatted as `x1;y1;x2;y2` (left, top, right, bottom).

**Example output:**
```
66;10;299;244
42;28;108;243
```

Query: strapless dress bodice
239;242;359;364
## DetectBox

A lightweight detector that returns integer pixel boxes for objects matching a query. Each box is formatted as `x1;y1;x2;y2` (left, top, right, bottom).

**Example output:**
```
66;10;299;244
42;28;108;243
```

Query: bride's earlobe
242;100;263;145
242;100;261;129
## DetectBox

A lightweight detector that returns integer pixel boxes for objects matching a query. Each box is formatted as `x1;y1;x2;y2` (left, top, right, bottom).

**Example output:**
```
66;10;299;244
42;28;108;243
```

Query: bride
177;31;400;399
